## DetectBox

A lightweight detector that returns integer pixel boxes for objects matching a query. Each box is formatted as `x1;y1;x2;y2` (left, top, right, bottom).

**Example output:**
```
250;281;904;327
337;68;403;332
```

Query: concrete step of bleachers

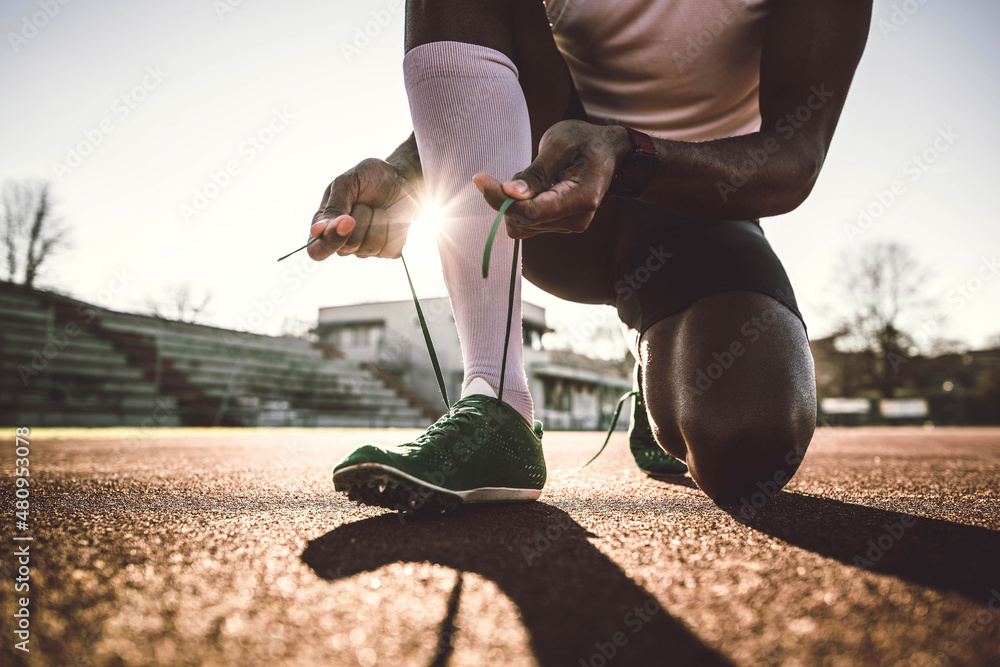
0;314;57;338
177;368;395;397
1;392;175;411
0;375;161;397
202;390;418;414
0;324;125;357
149;348;370;378
0;298;52;319
255;413;427;428
7;409;180;428
97;313;323;356
0;280;430;429
0;357;148;382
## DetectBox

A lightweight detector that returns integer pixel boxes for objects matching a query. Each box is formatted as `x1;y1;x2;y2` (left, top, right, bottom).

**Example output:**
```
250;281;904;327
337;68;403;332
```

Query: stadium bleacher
0;281;433;428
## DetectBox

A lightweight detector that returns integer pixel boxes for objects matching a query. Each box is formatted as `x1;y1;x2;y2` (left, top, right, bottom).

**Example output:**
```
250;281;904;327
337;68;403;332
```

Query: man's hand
308;158;417;260
473;120;630;239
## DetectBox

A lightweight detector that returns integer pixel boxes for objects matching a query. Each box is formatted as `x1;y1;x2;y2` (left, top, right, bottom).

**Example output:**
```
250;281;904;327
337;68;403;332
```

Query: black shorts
521;196;805;339
602;197;805;340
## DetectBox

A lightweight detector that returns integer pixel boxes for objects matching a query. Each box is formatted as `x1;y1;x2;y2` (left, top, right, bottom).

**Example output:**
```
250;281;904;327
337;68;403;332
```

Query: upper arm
758;0;873;172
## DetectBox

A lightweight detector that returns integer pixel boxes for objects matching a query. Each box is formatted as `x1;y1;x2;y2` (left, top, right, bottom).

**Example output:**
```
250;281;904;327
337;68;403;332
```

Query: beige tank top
544;0;772;141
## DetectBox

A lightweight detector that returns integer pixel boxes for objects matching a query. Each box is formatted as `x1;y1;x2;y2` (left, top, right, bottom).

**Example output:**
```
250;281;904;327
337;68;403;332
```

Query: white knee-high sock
404;41;534;424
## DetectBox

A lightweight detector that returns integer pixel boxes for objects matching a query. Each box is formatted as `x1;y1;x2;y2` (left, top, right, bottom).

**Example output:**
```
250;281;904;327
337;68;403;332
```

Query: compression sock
403;41;534;424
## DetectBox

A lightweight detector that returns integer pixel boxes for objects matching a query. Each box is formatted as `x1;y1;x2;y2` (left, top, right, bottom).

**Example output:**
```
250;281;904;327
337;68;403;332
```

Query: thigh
611;200;805;344
521;198;620;305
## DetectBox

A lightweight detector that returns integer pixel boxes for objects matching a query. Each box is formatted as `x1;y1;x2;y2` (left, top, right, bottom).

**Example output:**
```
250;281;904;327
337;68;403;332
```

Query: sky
1;0;998;354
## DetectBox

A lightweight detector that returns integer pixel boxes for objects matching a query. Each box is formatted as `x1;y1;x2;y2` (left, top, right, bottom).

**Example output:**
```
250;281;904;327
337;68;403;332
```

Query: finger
309;172;361;260
357;207;389;258
385;180;419;220
506;212;592;239
502;143;570;199
473;174;511;212
507;180;601;226
307;215;356;261
315;172;359;224
338;204;373;256
379;219;410;259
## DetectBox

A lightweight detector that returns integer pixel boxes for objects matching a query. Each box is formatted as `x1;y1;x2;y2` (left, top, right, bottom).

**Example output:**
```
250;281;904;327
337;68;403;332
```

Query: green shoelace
581;390;636;468
279;197;619;460
278;197;520;410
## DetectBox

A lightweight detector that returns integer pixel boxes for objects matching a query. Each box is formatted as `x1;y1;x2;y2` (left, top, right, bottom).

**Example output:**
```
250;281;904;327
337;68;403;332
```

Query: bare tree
280;317;317;341
834;242;934;397
1;180;68;287
146;284;213;323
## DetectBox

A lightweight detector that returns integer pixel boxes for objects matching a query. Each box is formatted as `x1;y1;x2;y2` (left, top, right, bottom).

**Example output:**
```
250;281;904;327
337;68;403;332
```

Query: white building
317;299;632;430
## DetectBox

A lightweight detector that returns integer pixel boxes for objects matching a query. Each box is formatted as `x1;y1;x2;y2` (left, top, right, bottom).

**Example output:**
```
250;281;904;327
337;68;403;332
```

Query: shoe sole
334;463;543;513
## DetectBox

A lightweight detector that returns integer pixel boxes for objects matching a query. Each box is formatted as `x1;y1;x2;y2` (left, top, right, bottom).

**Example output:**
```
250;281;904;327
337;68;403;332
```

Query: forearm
385;132;423;185
620;0;872;221
622;128;822;220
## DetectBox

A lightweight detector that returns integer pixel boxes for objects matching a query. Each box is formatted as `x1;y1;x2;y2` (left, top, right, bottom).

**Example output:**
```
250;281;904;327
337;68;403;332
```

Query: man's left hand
473;120;631;239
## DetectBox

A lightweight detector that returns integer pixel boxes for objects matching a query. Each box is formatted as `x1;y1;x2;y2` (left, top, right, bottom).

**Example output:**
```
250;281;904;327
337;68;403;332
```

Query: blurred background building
0;282;633;430
4;279;997;429
812;332;1000;426
317;298;632;430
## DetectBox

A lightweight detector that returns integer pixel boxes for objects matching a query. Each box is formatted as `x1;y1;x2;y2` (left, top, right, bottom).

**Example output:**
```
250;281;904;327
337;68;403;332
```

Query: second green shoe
333;395;546;513
629;363;688;479
628;383;689;479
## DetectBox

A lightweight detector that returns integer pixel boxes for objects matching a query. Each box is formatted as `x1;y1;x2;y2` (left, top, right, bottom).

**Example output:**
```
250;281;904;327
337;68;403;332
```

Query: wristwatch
608;127;659;199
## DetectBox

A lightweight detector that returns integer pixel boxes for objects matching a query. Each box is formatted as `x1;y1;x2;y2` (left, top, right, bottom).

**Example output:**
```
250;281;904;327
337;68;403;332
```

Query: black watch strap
608;127;659;199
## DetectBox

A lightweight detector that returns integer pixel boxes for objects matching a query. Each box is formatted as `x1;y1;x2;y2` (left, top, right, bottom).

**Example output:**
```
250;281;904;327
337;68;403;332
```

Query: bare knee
681;406;815;505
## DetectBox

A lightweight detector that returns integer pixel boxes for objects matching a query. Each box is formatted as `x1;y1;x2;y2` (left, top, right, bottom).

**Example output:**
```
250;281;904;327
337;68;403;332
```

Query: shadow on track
302;502;729;666
650;475;699;490
736;493;1000;604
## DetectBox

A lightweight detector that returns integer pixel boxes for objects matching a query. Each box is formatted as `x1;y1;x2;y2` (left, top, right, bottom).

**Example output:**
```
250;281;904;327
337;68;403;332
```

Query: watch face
609;128;659;198
613;151;659;198
627;127;657;156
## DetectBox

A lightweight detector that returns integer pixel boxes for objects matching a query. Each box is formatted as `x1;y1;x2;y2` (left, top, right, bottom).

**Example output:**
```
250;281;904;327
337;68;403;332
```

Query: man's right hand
308;158;417;260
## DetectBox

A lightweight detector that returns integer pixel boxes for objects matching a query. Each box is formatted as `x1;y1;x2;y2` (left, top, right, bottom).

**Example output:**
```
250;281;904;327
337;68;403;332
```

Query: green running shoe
629;382;689;479
333;395;546;513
